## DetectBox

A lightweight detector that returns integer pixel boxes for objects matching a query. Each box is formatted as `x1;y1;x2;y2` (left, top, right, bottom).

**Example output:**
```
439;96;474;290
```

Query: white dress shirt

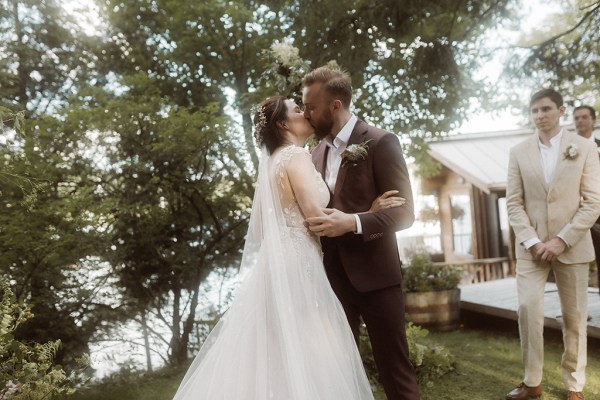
324;115;363;233
324;115;357;191
523;129;567;249
538;129;562;185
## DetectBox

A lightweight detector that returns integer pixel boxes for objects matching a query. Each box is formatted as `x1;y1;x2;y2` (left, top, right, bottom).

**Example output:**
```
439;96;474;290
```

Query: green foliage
359;322;454;386
288;0;516;164
418;205;440;223
70;71;254;365
0;280;89;399
70;363;186;400
0;0;99;114
0;107;25;137
506;0;599;107
0;110;122;368
406;323;455;385
403;253;462;292
0;106;42;196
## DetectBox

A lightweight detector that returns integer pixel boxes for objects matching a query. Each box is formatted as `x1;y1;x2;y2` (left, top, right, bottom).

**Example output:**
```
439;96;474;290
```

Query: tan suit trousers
516;259;588;391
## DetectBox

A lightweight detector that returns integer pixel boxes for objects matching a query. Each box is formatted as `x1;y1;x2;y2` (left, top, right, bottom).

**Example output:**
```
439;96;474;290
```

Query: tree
69;73;252;365
0;0;130;369
2;0;528;370
0;111;125;367
0;0;99;114
287;0;516;175
506;0;600;106
98;0;518;177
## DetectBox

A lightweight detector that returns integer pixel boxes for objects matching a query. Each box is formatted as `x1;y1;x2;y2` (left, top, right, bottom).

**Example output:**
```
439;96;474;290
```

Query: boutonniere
341;139;373;167
563;143;579;160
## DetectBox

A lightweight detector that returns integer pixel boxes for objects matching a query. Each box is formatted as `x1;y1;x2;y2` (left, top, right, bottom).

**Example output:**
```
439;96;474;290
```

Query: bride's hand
369;190;405;212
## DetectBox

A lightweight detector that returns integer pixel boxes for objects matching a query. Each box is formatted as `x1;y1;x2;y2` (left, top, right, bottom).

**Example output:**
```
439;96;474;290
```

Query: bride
173;96;403;400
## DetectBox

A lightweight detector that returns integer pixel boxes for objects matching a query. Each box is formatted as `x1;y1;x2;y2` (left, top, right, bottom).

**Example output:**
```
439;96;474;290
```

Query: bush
359;322;454;386
406;323;454;384
0;280;88;400
403;252;461;292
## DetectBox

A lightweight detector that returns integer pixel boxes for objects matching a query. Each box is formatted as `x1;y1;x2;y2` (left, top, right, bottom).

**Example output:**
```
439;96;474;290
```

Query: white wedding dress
173;145;374;400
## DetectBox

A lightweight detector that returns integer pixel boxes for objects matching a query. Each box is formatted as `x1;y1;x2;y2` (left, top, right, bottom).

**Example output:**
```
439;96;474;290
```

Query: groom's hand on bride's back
306;209;356;237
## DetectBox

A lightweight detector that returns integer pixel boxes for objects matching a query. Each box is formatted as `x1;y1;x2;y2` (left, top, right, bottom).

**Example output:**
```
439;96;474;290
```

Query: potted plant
402;252;462;331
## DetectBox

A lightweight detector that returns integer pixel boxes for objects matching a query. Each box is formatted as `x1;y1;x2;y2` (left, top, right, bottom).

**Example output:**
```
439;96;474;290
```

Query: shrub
403;252;461;292
359;322;454;385
0;280;88;400
406;323;454;384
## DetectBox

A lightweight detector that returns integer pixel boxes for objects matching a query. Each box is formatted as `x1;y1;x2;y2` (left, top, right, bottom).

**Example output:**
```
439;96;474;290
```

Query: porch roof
427;128;532;194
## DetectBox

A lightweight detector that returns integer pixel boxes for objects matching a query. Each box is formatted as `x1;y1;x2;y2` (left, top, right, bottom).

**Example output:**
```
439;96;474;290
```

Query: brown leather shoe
567;392;584;400
506;382;542;399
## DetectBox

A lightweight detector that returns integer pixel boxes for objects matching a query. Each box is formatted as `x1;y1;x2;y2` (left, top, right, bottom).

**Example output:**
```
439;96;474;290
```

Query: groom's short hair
303;66;352;108
529;88;563;108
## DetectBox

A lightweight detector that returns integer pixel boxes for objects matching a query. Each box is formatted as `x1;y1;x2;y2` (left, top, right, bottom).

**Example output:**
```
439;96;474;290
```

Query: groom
303;66;419;400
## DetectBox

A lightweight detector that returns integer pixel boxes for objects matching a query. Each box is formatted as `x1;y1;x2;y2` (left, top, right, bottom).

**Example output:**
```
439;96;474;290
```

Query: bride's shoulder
282;144;309;155
278;144;310;162
272;146;313;179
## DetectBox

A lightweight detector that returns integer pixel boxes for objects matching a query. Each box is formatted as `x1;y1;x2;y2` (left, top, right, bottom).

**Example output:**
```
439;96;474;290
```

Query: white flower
270;41;300;67
563;143;579;160
341;139;373;167
1;380;20;399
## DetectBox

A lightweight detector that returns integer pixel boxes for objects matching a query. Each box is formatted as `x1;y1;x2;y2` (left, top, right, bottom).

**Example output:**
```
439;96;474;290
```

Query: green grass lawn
419;328;600;400
73;323;600;400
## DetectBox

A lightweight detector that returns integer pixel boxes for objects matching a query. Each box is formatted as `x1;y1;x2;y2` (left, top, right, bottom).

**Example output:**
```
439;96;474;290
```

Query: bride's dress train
173;145;374;399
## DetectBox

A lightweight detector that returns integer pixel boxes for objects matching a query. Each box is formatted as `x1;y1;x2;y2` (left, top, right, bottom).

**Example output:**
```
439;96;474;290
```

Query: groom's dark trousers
324;247;419;400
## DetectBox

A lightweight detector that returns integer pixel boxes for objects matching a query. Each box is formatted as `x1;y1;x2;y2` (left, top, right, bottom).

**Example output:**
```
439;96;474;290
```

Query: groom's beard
312;112;334;140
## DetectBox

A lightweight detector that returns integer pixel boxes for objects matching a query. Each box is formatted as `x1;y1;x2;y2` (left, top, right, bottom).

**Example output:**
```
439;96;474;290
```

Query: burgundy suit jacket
312;119;414;292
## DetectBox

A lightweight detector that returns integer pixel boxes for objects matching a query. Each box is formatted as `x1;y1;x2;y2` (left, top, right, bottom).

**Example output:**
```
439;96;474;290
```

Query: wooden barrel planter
404;288;461;331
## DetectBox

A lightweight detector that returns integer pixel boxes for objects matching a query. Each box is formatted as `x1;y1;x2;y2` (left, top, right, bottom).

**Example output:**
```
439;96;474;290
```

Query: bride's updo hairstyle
254;96;288;154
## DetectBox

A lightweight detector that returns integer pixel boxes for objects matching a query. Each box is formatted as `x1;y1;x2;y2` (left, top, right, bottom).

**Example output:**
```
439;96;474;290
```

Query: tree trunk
141;310;153;372
13;0;29;108
241;111;258;170
169;287;182;365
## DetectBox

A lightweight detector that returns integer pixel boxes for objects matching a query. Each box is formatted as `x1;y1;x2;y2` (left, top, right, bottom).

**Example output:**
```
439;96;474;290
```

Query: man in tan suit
506;89;600;400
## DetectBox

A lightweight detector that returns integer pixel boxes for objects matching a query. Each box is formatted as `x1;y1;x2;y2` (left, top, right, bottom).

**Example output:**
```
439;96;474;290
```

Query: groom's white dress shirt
324;115;363;233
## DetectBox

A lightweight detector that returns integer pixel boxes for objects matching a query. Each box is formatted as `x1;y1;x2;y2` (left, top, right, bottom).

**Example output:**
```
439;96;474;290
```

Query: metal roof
427;126;600;194
427;128;532;194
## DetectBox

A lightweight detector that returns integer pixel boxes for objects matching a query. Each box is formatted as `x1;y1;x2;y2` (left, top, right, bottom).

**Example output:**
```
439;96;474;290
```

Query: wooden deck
460;277;600;339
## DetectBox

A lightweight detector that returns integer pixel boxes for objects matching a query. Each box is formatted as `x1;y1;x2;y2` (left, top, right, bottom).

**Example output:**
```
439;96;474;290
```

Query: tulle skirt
173;227;374;399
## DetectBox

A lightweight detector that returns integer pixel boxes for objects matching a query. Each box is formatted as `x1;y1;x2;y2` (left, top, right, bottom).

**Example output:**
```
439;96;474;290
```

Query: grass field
72;316;600;400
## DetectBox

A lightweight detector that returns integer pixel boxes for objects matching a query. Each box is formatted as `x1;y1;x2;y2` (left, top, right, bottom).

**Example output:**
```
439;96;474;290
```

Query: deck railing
433;257;513;285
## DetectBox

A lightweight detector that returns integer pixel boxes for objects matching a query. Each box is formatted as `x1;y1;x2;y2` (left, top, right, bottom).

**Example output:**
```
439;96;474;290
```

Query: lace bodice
271;145;330;230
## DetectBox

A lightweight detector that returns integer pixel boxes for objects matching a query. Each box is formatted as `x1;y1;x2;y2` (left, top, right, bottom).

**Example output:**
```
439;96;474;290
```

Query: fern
0;279;89;399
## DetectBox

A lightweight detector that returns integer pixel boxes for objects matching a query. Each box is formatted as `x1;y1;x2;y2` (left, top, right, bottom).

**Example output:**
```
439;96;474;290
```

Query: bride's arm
286;151;327;219
365;190;405;213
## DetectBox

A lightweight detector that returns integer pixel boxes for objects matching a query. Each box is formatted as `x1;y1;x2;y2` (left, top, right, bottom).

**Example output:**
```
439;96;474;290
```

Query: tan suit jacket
507;130;600;263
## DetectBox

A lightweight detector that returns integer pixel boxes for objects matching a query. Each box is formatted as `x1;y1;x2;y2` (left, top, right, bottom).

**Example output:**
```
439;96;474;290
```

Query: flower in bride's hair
341;139;373;167
255;106;267;135
563;143;579;160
